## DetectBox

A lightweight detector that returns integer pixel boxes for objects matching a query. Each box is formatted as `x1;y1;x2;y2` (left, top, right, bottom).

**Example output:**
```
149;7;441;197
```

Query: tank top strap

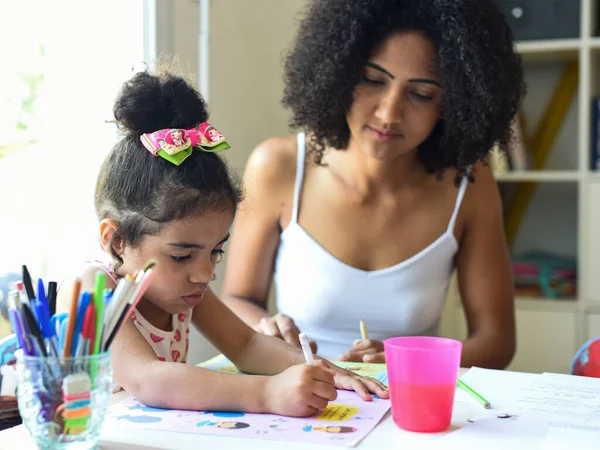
447;173;470;233
290;132;307;224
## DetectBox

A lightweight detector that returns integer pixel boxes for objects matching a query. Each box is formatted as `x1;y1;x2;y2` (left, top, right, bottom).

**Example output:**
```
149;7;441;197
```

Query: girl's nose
189;260;213;284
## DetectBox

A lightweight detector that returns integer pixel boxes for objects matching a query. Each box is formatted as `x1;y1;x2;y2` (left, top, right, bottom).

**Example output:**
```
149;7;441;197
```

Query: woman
222;0;523;368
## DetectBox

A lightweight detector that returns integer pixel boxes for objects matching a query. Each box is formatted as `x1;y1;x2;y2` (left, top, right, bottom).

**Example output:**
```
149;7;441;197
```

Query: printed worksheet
106;390;390;448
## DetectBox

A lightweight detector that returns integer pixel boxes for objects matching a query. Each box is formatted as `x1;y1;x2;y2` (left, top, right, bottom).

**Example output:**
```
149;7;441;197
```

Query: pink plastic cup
384;336;462;433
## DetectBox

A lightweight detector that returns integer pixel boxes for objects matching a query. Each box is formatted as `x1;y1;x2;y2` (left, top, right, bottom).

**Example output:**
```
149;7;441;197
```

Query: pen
86;303;96;356
457;379;491;409
64;279;82;357
72;292;91;356
21;303;48;358
8;291;34;356
360;319;369;341
24;303;64;379
14;281;31;309
299;333;314;366
21;265;36;303
76;302;95;357
34;296;60;358
47;281;57;317
37;278;48;312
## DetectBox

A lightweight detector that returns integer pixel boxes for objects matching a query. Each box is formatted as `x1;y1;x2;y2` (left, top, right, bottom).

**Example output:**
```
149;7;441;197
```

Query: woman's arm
221;137;307;346
455;163;516;369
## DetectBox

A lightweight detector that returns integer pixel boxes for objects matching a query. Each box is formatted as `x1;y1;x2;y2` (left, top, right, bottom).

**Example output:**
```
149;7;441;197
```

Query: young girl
222;0;523;367
57;70;387;417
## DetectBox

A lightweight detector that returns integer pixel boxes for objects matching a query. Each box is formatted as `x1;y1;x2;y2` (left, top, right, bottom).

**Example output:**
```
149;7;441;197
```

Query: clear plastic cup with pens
8;262;156;449
15;351;112;449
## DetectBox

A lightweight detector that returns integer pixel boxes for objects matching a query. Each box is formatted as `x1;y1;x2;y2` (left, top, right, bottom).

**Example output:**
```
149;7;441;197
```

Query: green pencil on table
457;378;491;409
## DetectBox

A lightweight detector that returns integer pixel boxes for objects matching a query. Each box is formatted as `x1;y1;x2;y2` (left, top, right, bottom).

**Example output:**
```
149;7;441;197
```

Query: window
0;1;148;306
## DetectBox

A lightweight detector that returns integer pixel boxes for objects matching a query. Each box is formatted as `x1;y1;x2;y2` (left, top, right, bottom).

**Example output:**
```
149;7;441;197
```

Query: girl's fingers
351;379;373;401
312;379;338;401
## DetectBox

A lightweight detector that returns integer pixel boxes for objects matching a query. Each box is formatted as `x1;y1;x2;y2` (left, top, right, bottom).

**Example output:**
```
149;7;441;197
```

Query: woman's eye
410;91;434;101
362;76;385;86
171;255;191;263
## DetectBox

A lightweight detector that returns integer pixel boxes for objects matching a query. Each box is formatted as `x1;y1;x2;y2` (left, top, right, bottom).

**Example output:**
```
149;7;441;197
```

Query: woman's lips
367;126;403;141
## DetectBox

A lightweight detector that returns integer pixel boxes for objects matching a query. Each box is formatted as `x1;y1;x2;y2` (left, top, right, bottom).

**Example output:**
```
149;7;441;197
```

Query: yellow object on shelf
505;62;579;246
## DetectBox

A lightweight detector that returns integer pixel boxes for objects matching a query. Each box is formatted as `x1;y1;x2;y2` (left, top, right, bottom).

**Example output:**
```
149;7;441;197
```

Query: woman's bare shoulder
244;134;299;189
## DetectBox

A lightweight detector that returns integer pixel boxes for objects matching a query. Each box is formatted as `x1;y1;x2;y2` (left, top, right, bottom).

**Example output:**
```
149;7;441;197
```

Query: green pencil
93;272;106;356
457;379;491;409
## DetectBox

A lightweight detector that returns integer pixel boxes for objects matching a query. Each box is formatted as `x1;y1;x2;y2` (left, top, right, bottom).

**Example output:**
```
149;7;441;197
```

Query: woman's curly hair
282;0;525;181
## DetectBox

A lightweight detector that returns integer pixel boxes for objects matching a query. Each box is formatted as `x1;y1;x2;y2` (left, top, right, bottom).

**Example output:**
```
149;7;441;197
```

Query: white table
0;370;479;450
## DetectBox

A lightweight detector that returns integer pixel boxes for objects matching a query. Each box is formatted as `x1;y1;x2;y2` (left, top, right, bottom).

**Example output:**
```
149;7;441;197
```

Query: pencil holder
14;351;112;449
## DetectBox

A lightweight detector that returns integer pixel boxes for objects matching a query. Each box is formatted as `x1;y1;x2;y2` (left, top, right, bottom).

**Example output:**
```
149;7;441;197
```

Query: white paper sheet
440;368;600;448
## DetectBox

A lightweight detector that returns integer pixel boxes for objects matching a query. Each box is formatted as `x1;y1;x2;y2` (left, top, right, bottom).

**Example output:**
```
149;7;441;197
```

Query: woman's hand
264;363;337;417
254;313;318;353
338;339;385;363
315;359;389;401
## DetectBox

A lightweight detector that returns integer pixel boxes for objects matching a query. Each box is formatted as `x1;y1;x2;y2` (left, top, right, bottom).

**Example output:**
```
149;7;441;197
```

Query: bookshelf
442;0;600;374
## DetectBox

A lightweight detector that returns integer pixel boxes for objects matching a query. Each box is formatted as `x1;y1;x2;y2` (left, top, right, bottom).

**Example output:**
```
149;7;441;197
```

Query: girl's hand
339;339;386;363
316;359;389;401
255;313;318;353
264;363;337;417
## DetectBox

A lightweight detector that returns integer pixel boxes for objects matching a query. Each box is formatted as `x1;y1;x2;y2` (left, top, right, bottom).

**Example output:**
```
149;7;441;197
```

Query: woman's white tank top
274;132;468;358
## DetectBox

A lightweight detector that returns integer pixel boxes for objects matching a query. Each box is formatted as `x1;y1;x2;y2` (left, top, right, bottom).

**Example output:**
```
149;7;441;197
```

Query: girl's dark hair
95;70;242;268
282;0;525;181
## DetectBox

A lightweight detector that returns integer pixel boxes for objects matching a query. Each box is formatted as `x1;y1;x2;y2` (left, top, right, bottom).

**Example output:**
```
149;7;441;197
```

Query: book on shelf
591;96;600;171
511;251;577;300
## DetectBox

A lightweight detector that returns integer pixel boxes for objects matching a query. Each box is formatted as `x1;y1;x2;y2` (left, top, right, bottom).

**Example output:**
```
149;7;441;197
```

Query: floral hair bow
140;122;230;166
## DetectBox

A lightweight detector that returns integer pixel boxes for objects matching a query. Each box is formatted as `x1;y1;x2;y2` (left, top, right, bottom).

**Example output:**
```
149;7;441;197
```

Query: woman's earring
211;273;217;281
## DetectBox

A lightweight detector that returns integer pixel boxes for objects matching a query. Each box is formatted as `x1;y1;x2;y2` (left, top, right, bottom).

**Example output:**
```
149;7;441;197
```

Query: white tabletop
0;370;477;450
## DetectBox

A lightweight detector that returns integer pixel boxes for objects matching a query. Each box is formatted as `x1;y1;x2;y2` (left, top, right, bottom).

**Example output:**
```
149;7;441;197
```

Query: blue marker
72;292;91;356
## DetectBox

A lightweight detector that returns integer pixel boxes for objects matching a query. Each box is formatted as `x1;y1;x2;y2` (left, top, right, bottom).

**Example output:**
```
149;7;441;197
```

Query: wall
168;0;307;364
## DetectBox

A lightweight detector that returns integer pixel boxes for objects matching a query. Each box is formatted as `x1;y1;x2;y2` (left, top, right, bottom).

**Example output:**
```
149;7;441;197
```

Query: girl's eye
171;255;191;263
212;249;225;263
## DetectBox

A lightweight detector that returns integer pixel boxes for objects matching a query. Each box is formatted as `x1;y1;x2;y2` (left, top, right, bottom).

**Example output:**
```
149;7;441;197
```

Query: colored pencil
457;379;491;409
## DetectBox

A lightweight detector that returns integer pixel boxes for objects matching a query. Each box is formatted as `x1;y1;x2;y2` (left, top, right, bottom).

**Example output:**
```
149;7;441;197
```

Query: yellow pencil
360;319;369;341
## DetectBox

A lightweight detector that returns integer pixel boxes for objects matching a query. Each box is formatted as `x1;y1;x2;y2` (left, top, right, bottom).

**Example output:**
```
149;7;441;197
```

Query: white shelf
494;171;581;182
516;39;580;62
515;297;579;313
585;173;600;182
590;38;600;49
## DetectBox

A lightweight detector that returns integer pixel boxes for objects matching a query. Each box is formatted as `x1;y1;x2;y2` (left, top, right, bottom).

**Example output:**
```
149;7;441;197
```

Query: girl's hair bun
113;70;209;135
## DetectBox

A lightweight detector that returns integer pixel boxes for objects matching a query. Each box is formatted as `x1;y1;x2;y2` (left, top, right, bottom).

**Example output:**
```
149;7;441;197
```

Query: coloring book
105;356;391;447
